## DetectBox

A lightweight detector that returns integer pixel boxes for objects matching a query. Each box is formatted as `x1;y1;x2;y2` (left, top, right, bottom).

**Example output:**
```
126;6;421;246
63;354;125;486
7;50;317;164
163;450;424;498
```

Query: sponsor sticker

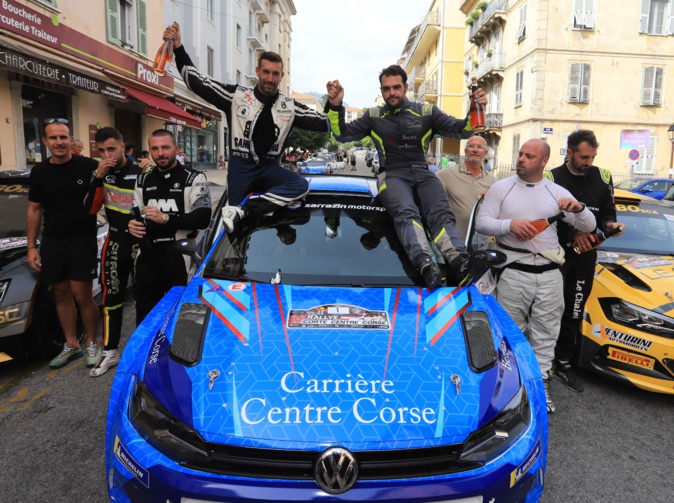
625;257;674;270
0;237;28;251
592;324;653;352
288;304;390;329
607;348;655;369
228;282;247;291
510;440;541;487
114;437;149;488
498;340;512;371
476;269;497;295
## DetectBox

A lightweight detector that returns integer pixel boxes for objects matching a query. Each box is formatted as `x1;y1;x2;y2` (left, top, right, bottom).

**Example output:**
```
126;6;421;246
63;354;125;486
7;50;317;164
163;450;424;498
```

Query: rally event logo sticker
288;304;390;329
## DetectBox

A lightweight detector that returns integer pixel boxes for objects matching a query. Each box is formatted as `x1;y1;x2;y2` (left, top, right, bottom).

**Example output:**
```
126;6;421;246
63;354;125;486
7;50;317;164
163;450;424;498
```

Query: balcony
408;65;426;90
418;79;438;103
405;9;441;66
470;52;505;82
486;112;502;131
247;34;264;50
256;9;270;24
468;0;508;43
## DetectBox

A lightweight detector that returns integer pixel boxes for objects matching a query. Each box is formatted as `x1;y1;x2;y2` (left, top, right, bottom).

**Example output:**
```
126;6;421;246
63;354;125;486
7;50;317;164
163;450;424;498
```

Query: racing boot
550;359;585;393
452;250;489;287
222;205;247;233
419;258;444;289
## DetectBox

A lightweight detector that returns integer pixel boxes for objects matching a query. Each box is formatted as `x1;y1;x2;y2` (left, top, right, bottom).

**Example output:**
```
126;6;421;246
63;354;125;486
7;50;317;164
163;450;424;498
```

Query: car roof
0;169;31;180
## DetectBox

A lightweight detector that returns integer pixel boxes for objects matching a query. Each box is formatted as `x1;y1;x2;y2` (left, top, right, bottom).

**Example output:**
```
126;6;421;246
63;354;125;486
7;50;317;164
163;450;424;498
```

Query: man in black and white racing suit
163;22;331;232
128;129;211;325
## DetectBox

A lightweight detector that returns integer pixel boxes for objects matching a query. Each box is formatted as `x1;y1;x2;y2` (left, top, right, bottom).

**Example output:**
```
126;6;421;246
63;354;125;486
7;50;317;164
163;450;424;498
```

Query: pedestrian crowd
27;21;623;418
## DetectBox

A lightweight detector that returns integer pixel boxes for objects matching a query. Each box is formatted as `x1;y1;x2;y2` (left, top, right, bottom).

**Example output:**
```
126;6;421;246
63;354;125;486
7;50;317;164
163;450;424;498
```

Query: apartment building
400;0;471;157
460;0;674;174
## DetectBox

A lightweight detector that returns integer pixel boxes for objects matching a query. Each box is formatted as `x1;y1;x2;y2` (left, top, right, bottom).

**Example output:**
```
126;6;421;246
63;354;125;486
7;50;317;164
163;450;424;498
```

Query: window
489;82;501;113
236;24;242;48
573;0;595;29
568;63;591;103
236;70;241;85
639;0;672;35
207;46;214;77
643;135;658;173
641;66;664;105
106;0;147;56
29;0;57;8
516;4;527;41
512;134;520;166
515;70;523;107
207;0;214;21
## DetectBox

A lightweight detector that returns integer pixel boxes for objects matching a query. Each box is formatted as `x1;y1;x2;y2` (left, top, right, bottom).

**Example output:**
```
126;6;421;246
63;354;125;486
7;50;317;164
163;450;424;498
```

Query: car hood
139;278;524;449
597;251;674;316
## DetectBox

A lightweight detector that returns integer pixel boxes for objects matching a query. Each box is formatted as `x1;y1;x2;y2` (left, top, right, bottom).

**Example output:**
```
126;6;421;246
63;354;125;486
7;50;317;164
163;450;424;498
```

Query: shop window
106;0;148;56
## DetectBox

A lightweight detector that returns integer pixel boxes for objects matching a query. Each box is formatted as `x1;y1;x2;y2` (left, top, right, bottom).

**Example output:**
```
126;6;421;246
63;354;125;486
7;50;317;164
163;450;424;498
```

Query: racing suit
133;163;212;325
84;156;142;350
326;99;472;271
174;45;330;213
545;165;617;362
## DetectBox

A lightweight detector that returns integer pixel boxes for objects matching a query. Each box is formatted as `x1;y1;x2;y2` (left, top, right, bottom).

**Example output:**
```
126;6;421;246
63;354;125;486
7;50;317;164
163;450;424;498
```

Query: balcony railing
471;52;505;80
486;112;503;129
405;9;441;60
418;79;438;100
468;0;508;40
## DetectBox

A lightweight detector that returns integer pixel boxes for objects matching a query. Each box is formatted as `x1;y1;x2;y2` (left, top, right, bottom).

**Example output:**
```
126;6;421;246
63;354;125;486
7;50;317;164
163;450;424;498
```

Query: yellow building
400;0;469;157
460;0;674;176
0;0;218;171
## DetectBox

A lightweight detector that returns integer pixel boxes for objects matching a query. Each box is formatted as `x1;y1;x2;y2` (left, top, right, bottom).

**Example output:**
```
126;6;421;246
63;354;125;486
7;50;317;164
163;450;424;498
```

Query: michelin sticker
114;437;149;488
510;440;541;487
288;304;390;329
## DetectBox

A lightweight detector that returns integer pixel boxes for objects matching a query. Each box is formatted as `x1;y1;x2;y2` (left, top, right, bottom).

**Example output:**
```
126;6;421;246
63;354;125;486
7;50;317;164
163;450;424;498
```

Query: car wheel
27;283;78;359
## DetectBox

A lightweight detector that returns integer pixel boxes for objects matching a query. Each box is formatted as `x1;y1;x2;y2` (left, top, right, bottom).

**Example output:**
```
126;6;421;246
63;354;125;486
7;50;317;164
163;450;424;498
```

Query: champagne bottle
531;212;565;236
573;225;623;254
152;39;174;76
470;77;486;132
131;206;154;253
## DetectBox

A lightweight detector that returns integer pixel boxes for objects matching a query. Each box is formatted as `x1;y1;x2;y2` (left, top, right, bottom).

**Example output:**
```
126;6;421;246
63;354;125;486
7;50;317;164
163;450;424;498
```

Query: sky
290;0;431;109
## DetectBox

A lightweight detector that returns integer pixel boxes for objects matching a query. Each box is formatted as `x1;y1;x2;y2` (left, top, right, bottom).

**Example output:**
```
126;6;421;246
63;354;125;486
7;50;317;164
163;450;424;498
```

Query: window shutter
642;66;655;104
653;67;664;105
645;135;657;173
573;0;585;27
568;63;580;102
584;0;595;29
512;134;520;166
137;0;147;56
106;0;120;45
640;0;651;33
581;63;591;102
668;0;674;34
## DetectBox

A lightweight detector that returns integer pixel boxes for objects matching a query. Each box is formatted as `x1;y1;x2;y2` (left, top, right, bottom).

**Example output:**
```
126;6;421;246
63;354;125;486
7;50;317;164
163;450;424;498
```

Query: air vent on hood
600;263;652;292
461;311;497;372
170;303;210;366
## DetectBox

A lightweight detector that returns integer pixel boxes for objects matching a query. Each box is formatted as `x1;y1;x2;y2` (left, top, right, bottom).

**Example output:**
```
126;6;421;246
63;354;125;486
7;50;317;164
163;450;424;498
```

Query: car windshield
306;160;326;167
203;197;426;287
599;200;674;255
0;181;30;239
615;179;644;190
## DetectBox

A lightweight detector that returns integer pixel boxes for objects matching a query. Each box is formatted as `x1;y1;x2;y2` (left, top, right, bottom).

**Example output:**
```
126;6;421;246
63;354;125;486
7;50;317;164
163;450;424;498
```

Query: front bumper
106;374;547;503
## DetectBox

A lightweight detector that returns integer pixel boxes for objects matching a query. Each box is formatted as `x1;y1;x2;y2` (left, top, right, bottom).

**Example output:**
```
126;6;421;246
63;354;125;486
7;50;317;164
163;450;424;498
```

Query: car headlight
130;380;210;463
459;386;531;463
600;298;674;339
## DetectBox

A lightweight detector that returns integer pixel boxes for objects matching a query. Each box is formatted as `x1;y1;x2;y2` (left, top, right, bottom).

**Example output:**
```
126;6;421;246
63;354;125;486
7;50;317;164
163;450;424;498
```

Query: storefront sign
620;130;650;150
0;0;173;92
0;46;126;101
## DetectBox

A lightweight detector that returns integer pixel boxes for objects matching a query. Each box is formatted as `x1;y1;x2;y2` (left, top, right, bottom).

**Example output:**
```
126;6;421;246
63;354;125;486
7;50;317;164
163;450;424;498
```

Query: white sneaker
221;205;246;233
544;378;556;414
89;349;120;377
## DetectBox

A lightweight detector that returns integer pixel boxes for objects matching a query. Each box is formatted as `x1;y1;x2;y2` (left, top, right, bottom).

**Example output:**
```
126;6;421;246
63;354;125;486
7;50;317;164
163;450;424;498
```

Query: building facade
460;0;674;175
400;0;471;157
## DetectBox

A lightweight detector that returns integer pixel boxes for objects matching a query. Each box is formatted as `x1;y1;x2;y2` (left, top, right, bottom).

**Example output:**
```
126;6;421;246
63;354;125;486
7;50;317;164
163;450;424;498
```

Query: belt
503;262;559;274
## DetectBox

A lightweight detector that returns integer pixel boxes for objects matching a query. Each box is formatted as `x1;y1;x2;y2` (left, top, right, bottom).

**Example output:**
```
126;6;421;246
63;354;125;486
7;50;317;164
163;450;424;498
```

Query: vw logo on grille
314;447;358;494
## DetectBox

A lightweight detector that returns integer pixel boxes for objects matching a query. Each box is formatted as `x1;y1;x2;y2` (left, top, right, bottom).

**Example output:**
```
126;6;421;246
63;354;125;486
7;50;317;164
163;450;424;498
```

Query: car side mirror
484;249;507;266
174;238;200;263
641;187;653;193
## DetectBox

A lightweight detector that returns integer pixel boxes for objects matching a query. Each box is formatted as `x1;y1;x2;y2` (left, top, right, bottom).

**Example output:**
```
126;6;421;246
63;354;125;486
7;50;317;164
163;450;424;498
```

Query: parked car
298;158;331;174
659;182;674;204
0;170;107;359
106;174;547;503
614;177;674;200
575;189;674;394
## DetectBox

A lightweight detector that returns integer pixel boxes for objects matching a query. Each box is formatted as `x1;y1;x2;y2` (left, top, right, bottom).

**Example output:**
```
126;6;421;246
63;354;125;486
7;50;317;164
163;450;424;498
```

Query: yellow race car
577;189;674;394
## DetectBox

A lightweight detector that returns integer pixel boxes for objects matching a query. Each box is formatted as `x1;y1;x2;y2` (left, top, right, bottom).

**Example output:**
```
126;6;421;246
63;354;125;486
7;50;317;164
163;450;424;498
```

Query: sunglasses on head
44;118;69;125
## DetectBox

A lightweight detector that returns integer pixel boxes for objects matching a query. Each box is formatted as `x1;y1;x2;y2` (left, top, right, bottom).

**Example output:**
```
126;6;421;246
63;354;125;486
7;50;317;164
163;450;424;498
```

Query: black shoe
420;259;444;289
453;250;490;286
550;360;585;393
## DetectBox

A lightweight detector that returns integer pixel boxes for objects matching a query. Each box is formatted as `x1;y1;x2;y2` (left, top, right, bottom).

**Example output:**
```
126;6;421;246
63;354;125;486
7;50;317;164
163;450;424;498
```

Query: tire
26;283;82;359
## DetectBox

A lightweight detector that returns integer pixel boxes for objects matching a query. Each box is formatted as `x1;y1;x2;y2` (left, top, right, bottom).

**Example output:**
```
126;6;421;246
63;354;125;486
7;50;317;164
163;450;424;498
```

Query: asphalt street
0;162;672;503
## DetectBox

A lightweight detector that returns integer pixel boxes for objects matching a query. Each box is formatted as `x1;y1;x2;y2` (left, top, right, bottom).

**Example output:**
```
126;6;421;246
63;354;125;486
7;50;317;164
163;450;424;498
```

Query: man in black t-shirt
27;119;102;369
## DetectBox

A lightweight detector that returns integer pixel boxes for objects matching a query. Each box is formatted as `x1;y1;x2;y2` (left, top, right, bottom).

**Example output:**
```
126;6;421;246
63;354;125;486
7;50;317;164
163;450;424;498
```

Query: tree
289;128;329;153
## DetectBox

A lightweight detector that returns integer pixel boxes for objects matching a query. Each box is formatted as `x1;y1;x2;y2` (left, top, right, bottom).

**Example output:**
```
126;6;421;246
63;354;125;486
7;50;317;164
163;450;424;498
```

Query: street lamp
668;124;674;178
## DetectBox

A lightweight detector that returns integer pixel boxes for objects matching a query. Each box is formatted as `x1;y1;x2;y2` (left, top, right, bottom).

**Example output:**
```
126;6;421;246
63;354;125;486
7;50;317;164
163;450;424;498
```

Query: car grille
184;443;479;480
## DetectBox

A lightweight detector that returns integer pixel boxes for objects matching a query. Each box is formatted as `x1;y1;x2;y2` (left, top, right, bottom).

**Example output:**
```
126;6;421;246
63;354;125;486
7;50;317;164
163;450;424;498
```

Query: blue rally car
106;175;548;502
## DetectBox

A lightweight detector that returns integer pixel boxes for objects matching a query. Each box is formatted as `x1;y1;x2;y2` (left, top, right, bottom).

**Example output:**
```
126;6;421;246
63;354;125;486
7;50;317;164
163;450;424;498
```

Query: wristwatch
162;213;170;223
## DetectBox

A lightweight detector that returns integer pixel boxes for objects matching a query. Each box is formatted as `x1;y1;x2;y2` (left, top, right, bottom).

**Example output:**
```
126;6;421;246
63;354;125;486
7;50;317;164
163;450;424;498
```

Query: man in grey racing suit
325;66;488;287
163;22;331;232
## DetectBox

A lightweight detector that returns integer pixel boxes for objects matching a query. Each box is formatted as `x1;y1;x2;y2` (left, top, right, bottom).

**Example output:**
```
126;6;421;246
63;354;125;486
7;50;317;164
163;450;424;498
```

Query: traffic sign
628;149;640;161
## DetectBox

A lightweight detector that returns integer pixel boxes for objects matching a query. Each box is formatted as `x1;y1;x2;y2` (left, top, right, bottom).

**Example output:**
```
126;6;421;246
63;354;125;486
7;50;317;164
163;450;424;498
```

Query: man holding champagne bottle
545;130;623;393
476;139;596;414
159;22;332;234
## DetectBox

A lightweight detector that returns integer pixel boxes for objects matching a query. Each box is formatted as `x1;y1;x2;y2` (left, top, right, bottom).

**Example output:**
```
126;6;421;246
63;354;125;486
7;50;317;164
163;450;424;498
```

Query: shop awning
124;85;201;128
